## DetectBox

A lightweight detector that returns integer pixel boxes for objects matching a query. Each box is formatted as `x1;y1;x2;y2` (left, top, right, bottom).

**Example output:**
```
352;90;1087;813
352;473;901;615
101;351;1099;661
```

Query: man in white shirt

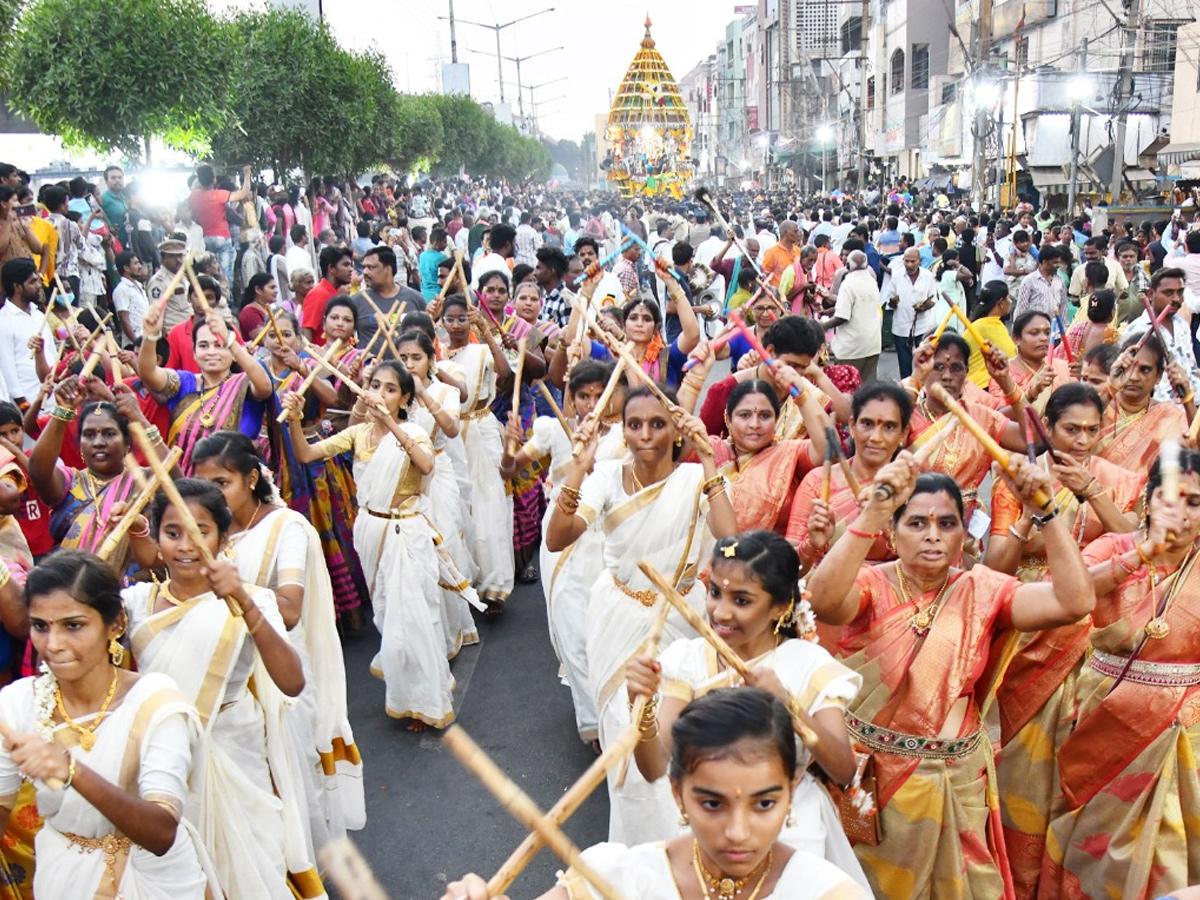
1124;267;1200;402
694;226;727;268
285;224;312;279
514;212;542;267
886;247;939;379
0;258;54;405
112;250;149;345
756;220;777;256
820;250;882;382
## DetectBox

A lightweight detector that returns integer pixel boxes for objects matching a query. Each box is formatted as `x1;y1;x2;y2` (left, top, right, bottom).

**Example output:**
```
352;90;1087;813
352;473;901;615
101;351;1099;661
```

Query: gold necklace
84;469;117;500
198;375;231;428
692;840;773;900
896;564;952;636
55;666;119;752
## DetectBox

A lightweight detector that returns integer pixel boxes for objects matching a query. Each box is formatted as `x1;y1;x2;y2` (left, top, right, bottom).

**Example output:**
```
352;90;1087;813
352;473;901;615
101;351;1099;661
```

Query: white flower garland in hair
32;663;57;742
258;462;283;506
795;582;819;643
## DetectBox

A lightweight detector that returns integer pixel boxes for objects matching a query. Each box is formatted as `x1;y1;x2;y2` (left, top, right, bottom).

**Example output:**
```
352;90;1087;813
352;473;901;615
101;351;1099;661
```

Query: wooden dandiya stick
275;338;344;423
820;436;834;503
75;313;113;360
927;383;1054;512
77;350;105;381
318;837;390;900
181;259;214;316
299;339;368;399
533;380;572;439
572;358;627;458
488;719;645;895
912;415;958;469
950;302;991;351
443;727;632;900
153;252;194;313
614;598;672;788
97;448;184;561
357;291;402;360
103;334;126;382
638;560;819;748
436;249;466;303
263;303;288;347
694;186;766;278
1023;404;1067;465
1188;405;1200;445
1139;296;1189;401
930;307;956;344
1023;407;1039;464
1161;439;1182;504
126;422;242;616
506;337;528;457
0;717;64;790
682;320;738;372
1053;315;1075;364
728;311;801;399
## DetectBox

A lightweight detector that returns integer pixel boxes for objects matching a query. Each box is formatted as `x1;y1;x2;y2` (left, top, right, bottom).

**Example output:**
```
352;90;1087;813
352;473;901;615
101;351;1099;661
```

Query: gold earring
109;636;125;667
786;813;797;828
678;810;689;826
774;597;796;634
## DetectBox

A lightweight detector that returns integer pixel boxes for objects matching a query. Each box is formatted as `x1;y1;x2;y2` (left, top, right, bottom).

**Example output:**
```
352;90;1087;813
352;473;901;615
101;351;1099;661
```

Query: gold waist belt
1090;650;1200;687
62;831;131;895
611;573;693;609
847;712;984;760
366;508;419;520
461;405;492;421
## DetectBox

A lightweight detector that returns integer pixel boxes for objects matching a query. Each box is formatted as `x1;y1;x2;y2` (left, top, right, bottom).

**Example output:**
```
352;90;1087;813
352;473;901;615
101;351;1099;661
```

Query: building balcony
1020;69;1173;117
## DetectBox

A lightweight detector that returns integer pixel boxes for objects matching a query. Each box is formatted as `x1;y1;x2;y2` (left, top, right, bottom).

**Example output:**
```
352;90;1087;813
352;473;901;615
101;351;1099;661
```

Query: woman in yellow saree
1041;449;1200;900
983;382;1142;899
806;458;1095;900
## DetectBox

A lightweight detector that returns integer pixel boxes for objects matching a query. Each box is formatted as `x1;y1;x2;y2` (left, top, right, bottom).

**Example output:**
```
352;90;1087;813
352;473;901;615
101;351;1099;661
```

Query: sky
313;0;744;143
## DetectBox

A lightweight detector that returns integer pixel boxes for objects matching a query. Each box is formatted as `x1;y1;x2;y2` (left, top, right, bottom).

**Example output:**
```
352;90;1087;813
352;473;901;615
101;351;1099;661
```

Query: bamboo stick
615;599;672;788
507;337;527;457
442;728;632;900
126;422;242;616
97;448;184;562
638;560;819;748
264;303;288;347
1188;405;1200;446
299;338;368;398
912;414;958;467
357;291;402;360
927;383;1054;511
487;720;643;895
153;253;194;313
0;717;64;790
436;249;466;303
318;837;390;900
533;380;572;439
274;338;344;423
181;259;214;316
572;358;626;458
77;351;105;381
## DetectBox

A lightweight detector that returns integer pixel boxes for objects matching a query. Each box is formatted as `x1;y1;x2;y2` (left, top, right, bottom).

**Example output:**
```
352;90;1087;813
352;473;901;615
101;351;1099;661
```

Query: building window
1143;22;1180;73
911;43;929;89
867;76;876;109
1015;34;1029;67
942;82;957;104
841;16;863;54
890;49;905;93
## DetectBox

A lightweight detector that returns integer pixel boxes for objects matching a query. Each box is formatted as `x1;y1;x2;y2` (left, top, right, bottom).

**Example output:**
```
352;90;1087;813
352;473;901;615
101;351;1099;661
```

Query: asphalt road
339;580;608;900
335;346;900;900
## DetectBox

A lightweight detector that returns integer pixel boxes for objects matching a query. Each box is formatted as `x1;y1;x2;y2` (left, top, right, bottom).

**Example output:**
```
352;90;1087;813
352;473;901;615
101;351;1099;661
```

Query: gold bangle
701;474;726;494
559;484;582;501
246;613;265;637
62;754;77;790
1004;385;1022;404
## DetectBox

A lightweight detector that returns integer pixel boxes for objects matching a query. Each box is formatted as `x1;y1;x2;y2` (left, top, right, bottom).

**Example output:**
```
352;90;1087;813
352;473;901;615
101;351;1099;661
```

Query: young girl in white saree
284;361;479;730
441;688;870;900
192;431;365;848
122;480;313;900
545;384;738;844
0;550;221;900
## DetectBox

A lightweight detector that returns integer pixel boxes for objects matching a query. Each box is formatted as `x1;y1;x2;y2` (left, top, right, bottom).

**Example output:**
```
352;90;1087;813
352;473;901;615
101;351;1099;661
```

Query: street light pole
440;9;556;107
1066;38;1088;217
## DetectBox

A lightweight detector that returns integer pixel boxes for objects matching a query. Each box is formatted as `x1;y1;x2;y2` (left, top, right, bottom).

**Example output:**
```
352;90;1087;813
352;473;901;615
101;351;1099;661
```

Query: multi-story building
717;9;759;186
1159;19;1200;179
680;56;722;183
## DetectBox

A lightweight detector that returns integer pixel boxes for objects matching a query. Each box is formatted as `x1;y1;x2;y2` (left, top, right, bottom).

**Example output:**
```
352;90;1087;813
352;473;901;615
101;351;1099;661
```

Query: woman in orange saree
987;311;1072;415
983;383;1143;900
1095;334;1187;472
1040;450;1200;900
709;370;828;536
788;382;913;571
806;458;1095;900
905;333;1029;524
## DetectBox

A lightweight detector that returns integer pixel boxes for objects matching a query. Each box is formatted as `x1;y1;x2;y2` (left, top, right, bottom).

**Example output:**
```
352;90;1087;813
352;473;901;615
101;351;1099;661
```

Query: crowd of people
1;155;1200;899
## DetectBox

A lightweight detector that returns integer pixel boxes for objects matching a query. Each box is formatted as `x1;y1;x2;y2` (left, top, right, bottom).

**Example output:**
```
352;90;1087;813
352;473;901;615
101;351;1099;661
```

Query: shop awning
1159;142;1200;167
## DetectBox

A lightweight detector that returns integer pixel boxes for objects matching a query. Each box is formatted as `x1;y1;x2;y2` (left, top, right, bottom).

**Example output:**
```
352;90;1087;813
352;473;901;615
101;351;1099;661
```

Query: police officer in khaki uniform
146;238;191;331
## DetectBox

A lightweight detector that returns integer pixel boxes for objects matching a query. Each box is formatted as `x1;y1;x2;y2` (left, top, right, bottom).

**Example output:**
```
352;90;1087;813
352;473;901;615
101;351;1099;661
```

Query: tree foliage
1;0;553;181
2;0;234;158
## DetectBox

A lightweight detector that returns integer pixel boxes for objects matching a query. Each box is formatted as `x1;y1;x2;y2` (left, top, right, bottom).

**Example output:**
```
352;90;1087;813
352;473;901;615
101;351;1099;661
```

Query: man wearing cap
148;239;192;331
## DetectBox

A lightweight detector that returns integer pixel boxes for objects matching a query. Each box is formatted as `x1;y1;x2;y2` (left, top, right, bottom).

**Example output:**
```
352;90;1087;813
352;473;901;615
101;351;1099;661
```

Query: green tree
2;0;233;158
392;94;444;175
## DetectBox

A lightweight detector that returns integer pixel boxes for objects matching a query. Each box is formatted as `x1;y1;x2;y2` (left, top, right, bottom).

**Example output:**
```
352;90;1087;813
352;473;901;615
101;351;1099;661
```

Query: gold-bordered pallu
847;711;984;760
1089;650;1200;687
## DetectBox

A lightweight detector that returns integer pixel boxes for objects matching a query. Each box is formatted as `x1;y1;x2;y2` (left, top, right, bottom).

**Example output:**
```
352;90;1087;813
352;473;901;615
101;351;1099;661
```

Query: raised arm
28;378;81;505
807;455;918;625
662;265;701;356
136;303;172;394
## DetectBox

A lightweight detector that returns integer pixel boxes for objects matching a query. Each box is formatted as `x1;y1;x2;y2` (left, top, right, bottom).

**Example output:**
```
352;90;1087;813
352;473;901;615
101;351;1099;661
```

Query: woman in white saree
441;689;871;900
192;431;365;847
122;480;313;900
441;293;515;612
625;530;870;890
395;329;479;657
286;361;480;730
501;359;627;745
545;384;738;844
0;550;220;900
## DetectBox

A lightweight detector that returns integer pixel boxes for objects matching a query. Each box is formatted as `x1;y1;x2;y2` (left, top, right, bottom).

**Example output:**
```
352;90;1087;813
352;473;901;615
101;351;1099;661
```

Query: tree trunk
144;135;152;166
